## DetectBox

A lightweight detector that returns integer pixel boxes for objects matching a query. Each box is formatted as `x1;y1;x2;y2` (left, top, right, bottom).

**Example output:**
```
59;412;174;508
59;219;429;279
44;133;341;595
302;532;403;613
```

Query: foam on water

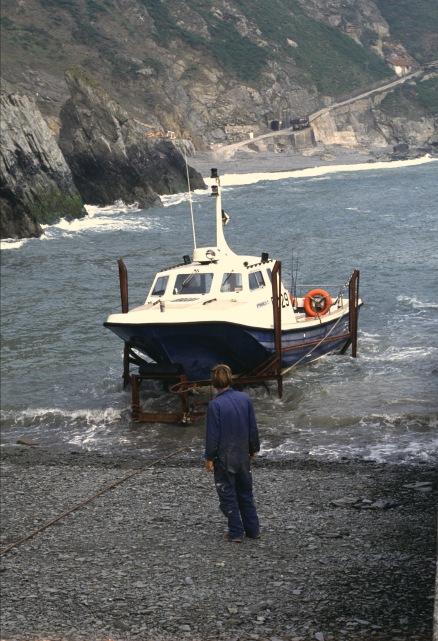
204;156;437;187
0;238;27;251
161;189;206;207
1;203;164;250
397;294;438;310
84;200;141;215
41;211;162;237
261;412;438;463
1;406;124;429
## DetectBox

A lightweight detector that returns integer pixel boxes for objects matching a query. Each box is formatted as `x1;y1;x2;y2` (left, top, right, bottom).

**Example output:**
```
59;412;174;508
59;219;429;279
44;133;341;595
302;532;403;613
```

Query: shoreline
1;446;436;641
189;145;376;179
189;145;437;181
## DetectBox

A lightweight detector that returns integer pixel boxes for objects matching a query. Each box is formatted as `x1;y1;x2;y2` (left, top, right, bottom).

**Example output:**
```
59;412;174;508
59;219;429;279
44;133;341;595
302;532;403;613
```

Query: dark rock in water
59;66;206;208
0;80;87;240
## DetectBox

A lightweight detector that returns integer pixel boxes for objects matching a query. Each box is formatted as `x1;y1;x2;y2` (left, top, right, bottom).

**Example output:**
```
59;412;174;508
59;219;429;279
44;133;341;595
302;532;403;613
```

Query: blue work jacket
205;387;260;472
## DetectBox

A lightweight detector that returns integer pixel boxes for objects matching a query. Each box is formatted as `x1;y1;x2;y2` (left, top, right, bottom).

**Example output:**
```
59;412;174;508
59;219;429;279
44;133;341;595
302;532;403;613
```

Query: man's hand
204;459;214;472
250;453;256;459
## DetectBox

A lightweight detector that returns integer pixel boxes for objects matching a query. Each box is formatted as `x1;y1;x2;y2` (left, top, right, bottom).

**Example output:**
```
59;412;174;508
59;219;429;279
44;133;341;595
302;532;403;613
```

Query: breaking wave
261;412;438;464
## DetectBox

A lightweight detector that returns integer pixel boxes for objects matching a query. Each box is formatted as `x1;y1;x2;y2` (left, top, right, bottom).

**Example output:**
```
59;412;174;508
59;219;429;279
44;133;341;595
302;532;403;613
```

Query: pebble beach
188;144;380;179
1;445;436;641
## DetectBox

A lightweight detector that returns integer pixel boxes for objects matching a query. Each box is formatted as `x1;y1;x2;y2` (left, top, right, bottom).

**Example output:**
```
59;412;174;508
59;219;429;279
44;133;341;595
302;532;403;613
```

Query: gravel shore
188;145;384;178
1;445;436;641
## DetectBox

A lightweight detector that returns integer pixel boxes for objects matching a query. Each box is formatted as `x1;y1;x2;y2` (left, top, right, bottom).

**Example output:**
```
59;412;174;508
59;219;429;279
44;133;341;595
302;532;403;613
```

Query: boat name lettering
257;300;269;308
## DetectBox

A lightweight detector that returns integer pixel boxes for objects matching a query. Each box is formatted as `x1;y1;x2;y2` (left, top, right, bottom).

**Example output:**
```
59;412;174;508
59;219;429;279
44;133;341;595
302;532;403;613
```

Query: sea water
1;158;437;463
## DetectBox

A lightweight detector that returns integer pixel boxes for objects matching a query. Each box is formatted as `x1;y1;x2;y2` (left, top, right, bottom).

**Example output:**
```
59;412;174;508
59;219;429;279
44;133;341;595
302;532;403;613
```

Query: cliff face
58;67;205;208
311;77;438;154
5;0;434;146
0;68;205;239
0;81;86;240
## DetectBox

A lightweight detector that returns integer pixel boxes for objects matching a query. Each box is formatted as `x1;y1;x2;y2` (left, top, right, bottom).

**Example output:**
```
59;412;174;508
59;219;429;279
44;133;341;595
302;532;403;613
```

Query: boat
104;168;362;388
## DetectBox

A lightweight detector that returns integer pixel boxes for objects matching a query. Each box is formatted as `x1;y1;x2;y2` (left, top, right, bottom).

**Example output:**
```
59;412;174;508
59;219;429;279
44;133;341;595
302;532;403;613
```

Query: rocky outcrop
0;80;86;239
311;83;438;153
372;110;437;150
58;67;206;208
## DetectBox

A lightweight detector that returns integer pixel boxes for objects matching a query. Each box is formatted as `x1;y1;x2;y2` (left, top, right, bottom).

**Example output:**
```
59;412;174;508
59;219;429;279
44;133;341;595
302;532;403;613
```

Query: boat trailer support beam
340;269;360;357
131;372;206;424
271;260;283;398
350;269;360;358
117;258;131;389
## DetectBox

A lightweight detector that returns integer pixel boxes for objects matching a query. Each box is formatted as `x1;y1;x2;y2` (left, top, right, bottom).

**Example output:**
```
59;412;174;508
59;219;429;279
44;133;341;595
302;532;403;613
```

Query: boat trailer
114;259;360;424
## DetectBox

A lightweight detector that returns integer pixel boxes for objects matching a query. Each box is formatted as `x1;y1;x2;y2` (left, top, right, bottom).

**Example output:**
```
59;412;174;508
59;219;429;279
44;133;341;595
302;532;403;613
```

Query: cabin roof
388;58;411;67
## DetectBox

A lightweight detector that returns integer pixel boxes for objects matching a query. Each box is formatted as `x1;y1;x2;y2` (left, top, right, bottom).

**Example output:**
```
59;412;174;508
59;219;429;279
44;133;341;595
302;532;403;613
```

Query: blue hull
104;313;354;380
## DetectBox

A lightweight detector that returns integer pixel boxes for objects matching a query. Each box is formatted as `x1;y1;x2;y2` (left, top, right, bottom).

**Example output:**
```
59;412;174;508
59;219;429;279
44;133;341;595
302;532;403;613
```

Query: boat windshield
150;275;169;297
220;273;243;292
173;272;214;295
248;271;266;290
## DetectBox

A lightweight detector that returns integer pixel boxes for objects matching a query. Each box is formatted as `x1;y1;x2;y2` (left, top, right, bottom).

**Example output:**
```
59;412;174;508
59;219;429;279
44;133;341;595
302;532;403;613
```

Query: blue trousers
214;459;260;538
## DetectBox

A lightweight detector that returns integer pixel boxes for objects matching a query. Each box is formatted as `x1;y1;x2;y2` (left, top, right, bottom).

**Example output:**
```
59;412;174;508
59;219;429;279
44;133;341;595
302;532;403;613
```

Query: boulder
58;66;205;208
0;80;86;240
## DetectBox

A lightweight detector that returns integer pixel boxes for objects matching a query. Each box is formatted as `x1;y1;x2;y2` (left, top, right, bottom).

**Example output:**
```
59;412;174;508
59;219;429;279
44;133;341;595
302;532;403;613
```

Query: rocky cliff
2;0;436;150
1;69;206;239
313;102;436;152
58;67;205;209
0;80;86;240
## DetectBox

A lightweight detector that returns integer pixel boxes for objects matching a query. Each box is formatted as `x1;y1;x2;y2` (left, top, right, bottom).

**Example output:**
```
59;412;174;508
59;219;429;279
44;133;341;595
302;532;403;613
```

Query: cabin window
150;275;169;297
173;272;213;295
248;271;265;290
220;273;243;292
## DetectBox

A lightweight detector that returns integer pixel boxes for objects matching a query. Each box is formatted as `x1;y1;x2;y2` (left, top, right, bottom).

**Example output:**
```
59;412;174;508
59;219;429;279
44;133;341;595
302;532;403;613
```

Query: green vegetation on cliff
1;0;436;145
1;0;391;95
376;0;438;63
137;0;390;91
380;77;438;118
30;189;85;225
231;0;390;93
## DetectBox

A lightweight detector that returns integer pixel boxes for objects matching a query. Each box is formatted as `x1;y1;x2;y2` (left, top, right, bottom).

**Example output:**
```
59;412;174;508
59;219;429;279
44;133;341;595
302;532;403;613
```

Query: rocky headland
0;69;205;240
0;79;86;240
58;66;205;209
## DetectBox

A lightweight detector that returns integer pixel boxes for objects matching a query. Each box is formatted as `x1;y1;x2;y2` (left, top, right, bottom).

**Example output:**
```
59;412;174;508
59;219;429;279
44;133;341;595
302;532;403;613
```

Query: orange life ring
304;289;332;317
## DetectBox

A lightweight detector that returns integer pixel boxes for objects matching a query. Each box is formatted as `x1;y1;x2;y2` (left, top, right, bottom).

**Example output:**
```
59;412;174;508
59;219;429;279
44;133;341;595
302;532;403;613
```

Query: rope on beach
0;445;190;557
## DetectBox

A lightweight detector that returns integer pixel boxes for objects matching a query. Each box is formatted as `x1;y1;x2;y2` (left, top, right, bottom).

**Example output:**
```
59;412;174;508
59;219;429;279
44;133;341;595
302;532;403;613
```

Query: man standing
204;364;261;542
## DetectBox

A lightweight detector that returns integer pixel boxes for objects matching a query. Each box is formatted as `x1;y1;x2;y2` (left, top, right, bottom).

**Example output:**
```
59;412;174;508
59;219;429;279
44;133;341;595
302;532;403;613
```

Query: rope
281;312;345;375
0;445;190;557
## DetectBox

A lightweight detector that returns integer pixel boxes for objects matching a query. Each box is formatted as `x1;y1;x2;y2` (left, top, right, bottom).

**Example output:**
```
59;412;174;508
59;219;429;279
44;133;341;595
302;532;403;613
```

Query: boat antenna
184;151;197;249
